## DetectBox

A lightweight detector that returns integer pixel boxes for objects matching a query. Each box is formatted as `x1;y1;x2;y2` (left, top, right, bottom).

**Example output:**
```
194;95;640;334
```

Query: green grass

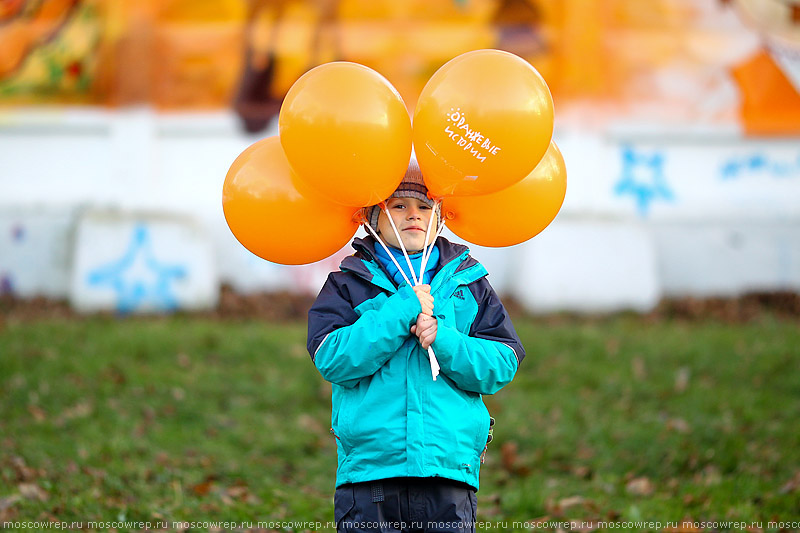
1;314;799;532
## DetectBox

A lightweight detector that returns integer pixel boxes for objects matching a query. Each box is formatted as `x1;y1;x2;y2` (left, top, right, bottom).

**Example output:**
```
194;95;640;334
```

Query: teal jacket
307;237;525;490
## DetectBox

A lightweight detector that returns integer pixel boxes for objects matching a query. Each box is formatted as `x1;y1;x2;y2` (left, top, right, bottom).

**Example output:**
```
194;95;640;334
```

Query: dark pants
334;478;477;533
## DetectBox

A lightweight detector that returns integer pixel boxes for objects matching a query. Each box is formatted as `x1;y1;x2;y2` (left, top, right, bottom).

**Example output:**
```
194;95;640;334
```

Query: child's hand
410;314;438;349
412;284;434;316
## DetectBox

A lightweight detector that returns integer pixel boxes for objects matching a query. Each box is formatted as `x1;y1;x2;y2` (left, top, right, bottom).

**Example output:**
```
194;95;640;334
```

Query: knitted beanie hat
366;158;440;233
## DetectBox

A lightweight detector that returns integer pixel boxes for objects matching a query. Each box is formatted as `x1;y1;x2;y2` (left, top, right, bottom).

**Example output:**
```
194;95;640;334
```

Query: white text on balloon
444;109;501;163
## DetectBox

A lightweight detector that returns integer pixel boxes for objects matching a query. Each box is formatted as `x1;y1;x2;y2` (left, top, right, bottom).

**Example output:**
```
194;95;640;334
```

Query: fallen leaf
56;402;93;426
192;478;215;496
779;471;800;494
500;441;518;474
576;446;595;461
625;477;654;496
558;495;585;510
226;484;260;504
0;506;17;522
681;493;708;506
10;456;37;481
18;483;48;502
699;465;721;486
155;452;171;466
177;352;191;368
226;486;248;499
0;495;20;511
80;466;106;481
674;367;691;393
666;418;691;434
27;404;46;422
102;365;126;385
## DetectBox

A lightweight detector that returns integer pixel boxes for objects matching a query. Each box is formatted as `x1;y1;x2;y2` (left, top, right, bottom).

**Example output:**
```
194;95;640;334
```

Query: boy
307;159;525;532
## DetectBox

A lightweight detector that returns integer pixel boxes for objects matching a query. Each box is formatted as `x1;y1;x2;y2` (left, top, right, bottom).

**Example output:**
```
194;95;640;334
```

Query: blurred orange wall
1;0;798;134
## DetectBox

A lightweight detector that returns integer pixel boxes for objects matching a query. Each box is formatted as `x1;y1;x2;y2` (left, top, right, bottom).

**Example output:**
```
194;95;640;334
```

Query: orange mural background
1;0;799;134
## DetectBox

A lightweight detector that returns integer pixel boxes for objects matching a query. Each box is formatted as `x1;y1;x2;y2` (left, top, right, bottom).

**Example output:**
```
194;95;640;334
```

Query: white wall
1;107;798;313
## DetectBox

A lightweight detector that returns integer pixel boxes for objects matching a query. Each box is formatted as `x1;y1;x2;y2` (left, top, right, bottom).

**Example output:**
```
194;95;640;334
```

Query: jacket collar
340;236;486;294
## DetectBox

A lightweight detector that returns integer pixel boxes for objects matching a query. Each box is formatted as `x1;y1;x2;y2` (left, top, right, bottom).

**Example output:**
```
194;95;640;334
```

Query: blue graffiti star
614;146;675;216
87;224;187;313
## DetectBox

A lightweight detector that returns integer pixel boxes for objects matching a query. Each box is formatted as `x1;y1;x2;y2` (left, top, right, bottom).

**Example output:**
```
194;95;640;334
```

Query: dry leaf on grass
625;477;654;496
18;483;48;502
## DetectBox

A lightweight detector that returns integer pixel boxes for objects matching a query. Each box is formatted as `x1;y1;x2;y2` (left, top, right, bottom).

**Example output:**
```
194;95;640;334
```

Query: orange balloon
222;136;359;265
441;141;566;247
413;49;554;198
279;62;412;207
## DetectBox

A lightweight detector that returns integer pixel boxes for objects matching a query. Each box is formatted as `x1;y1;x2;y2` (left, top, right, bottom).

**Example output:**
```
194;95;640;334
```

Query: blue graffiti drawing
720;151;800;180
614;146;675;216
0;274;13;295
11;224;25;242
86;224;187;313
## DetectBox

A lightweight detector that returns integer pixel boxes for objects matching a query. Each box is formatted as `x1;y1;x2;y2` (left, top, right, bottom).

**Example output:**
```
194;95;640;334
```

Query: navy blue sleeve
467;277;526;366
307;273;359;359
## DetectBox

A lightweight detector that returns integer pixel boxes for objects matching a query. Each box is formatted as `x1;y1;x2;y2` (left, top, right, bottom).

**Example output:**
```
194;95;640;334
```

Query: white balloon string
381;203;420;286
418;201;442;381
363;223;412;287
418;200;439;283
420;202;445;281
365;208;440;381
428;346;440;380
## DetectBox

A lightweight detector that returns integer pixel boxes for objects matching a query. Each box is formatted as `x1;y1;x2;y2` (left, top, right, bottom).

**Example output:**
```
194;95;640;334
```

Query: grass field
1;312;799;532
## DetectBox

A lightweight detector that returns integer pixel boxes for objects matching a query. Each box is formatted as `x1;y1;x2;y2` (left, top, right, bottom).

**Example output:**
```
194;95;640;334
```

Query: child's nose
407;206;422;219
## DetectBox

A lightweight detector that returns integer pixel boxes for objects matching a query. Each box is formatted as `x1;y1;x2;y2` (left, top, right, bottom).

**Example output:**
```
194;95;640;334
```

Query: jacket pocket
472;397;491;454
333;385;353;455
334;389;356;455
427;376;490;471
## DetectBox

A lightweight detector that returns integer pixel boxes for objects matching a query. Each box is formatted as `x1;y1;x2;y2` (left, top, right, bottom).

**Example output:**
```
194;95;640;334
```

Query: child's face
377;197;437;253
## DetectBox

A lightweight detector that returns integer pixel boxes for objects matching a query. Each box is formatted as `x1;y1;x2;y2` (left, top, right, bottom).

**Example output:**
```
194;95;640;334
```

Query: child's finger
418;299;434;315
421;329;436;349
413;285;431;296
414;287;434;314
416;317;437;347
